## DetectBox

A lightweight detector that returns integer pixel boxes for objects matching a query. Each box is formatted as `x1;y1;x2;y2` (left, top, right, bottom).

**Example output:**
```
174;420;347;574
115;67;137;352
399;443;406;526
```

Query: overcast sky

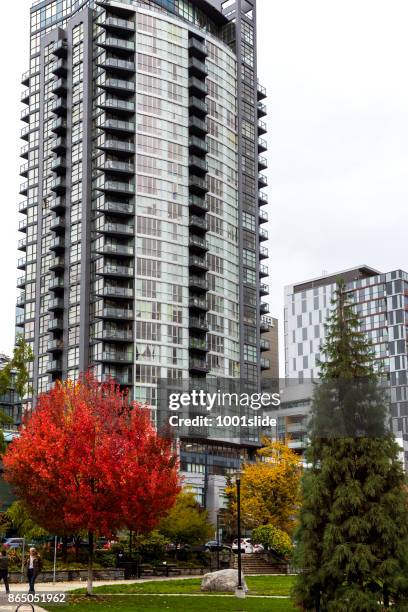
0;0;407;373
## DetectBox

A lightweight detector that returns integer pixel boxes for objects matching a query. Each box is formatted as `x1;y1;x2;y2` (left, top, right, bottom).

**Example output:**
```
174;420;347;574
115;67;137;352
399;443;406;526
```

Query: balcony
100;97;135;114
21;125;30;141
19;182;28;196
100;243;134;257
51;118;67;134
101;286;134;299
258;137;267;153
18;219;27;232
51;97;68;116
189;317;209;332
17;276;26;289
188;57;208;78
189;276;209;292
20;163;29;177
189;358;209;374
49;255;65;272
100;57;135;73
101;16;135;32
51;157;66;174
100;350;133;364
260;338;271;352
18;200;28;214
188;77;208;97
21;70;30;87
99;37;135;52
189;195;208;214
101;372;132;386
99;159;134;174
99;263;134;277
21;107;30;123
48;359;63;373
259;209;268;224
16;314;24;327
189;96;208;117
49;277;65;291
258;173;268;188
20;144;29;159
189;116;208;136
189;256;208;271
189;37;208;58
189;136;208;155
257;82;267;100
258;119;267;135
101;307;133;320
48;297;64;312
50;237;65;252
260;302;270;315
260;264;269;278
189;337;208;352
18;238;26;251
261;358;270;370
94;327;133;342
50;197;66;213
100;139;135;154
260;245;268;259
259;227;268;242
189;215;208;232
259;192;268;206
51;137;67;154
189;175;208;195
258;155;267;170
51;177;66;194
99;77;135;94
52;40;68;58
257;101;267;117
101;118;135;134
17;257;26;270
48;339;64;353
21;89;30;105
97;200;134;216
98;180;135;195
260;283;269;296
189;157;208;175
51;59;67;77
189;235;208;252
189;296;208;312
52;78;67;95
50;216;65;233
49;317;63;331
98;221;134;236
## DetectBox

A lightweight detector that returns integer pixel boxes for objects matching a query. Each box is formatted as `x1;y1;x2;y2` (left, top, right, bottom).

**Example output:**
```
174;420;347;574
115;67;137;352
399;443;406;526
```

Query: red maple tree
3;373;180;594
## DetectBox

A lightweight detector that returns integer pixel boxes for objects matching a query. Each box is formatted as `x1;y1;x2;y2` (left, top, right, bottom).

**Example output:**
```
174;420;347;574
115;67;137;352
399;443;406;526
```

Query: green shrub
252;525;293;559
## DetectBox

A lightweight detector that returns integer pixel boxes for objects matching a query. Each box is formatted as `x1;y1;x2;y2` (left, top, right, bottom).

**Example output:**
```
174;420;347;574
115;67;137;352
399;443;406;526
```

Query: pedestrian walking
25;547;42;593
0;550;9;593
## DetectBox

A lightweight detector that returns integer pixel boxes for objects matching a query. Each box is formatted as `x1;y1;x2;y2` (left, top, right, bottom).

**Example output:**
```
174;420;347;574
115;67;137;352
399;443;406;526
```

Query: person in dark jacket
24;547;42;593
0;550;9;593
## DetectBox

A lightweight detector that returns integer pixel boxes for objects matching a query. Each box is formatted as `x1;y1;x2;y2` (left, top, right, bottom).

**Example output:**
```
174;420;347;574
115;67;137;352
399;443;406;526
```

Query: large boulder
201;569;248;592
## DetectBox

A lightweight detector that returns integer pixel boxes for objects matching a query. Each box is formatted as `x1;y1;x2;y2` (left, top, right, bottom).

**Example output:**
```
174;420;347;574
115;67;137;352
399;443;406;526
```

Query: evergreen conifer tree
294;281;408;611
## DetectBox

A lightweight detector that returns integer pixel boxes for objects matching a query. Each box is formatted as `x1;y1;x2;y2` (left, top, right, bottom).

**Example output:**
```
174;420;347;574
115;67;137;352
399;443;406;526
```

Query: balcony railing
101;307;134;320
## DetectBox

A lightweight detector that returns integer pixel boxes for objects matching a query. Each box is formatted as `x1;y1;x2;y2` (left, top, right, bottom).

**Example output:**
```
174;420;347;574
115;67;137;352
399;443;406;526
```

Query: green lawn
79;575;295;597
44;594;296;612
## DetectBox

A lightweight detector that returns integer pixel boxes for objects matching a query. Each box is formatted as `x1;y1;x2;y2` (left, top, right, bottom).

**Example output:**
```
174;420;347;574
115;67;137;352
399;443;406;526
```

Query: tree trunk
86;530;94;596
129;530;133;558
62;537;67;564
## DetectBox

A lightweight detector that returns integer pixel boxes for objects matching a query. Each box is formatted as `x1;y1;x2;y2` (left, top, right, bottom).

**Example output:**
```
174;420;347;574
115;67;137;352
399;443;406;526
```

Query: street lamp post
235;477;245;598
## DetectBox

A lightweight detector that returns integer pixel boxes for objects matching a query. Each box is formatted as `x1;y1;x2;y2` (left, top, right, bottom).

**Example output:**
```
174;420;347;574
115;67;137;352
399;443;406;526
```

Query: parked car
205;540;224;552
253;543;264;553
232;538;253;554
3;538;25;549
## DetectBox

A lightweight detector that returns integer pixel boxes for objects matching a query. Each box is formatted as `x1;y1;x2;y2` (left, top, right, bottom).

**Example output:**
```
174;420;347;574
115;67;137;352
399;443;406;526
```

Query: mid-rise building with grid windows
16;0;270;509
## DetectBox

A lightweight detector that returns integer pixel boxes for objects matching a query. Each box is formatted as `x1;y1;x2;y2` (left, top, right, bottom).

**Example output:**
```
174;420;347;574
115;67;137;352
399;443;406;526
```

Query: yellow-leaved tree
225;439;301;535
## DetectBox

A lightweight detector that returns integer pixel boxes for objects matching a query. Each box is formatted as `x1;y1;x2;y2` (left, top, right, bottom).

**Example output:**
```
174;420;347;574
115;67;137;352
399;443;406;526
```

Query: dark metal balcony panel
19;182;28;196
188;57;208;78
48;359;63;372
258;155;267;170
99;160;135;174
261;358;270;370
189;195;208;213
189;235;209;252
98;221;134;236
260;283;269;296
51;137;67;154
189;156;208;175
260;246;268;260
18;219;27;233
50;197;66;214
189;116;208;136
259;192;268;206
20;163;29;178
258;119;267;135
49;317;63;331
99;97;135;114
51;157;67;174
21;70;30;87
101;118;135;134
99;77;135;94
48;297;64;312
259;264;269;278
99;307;134;320
259;228;269;242
189;317;209;332
17;276;26;289
94;328;133;342
17;257;26;270
188;77;208;97
52;40;68;58
50;216;65;233
99;243;134;257
189;175;208;195
99;57;136;73
51;177;66;194
260;302;270;314
97;180;135;195
98;37;135;52
258;137;267;153
101;372;133;386
18;238;26;251
21;126;30;141
189;297;209;312
189;338;209;352
48;340;64;353
49;256;65;272
52;78;68;95
189;96;208;117
21;108;30;123
257;101;267;117
51;118;67;134
97;200;134;216
51;98;68;116
100;286;134;299
18;200;28;214
99;351;134;364
49;277;65;291
189;275;209;292
189;359;209;374
188;136;208;155
99;16;135;32
50;237;65;252
99;263;134;277
189;256;209;271
99;139;135;155
189;215;208;232
188;37;208;58
20;144;29;159
257;82;267;100
260;338;271;352
51;59;67;77
21;89;30;105
258;173;268;188
259;209;268;224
